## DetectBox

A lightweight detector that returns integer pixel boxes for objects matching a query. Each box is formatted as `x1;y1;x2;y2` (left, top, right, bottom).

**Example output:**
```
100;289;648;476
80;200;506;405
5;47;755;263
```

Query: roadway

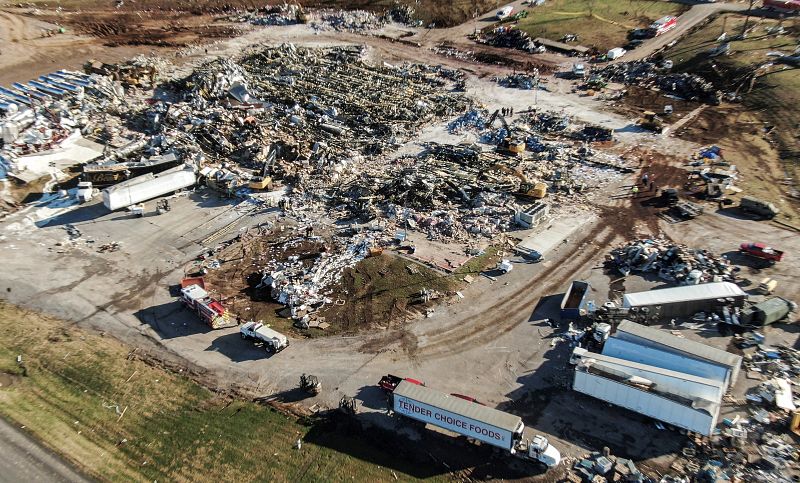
617;1;748;62
0;417;90;482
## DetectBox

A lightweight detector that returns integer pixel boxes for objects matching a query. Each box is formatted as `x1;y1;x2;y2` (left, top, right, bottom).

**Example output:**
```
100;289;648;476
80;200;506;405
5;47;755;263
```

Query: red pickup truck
740;242;784;264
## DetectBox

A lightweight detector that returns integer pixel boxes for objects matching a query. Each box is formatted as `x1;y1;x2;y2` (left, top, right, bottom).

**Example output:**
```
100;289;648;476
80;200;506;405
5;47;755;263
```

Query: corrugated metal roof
622;282;746;308
578;350;725;388
616;320;742;370
393;381;522;433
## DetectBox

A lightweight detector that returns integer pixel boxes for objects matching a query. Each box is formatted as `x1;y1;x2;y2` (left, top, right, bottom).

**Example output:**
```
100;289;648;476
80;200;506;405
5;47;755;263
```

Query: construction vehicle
391;380;561;468
156;199;171;215
660;188;679;206
379;374;425;393
637;111;664;133
299;373;321;395
240;322;289;353
180;278;238;329
248;175;272;191
339;395;358;415
739;242;784;264
489;163;547;199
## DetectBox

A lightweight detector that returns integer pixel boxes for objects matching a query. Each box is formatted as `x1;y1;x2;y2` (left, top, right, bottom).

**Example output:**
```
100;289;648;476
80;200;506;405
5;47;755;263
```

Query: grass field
665;13;799;220
514;0;686;50
0;302;446;482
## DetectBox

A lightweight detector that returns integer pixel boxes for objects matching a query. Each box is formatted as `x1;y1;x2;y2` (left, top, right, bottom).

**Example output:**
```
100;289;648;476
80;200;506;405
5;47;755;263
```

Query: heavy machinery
489;163;548;199
637;111;664;133
339;395;358;415
299;373;321;395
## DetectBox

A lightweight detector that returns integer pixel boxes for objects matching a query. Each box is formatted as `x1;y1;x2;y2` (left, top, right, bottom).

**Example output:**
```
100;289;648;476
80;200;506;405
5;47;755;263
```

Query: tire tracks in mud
415;222;617;360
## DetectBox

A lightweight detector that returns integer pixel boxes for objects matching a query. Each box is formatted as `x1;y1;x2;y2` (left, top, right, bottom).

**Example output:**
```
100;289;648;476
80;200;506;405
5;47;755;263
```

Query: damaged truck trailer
102;165;196;211
391;380;561;468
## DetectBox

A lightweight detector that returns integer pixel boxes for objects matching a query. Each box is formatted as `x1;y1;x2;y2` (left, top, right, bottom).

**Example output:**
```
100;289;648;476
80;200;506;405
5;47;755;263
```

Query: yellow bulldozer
636;111;664;133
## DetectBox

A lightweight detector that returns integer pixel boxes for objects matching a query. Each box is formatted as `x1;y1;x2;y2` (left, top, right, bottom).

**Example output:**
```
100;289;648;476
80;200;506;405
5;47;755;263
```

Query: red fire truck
180;277;237;329
649;16;677;36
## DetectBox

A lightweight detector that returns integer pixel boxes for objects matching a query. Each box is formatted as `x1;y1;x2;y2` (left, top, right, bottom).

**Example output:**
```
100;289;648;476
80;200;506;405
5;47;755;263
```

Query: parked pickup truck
240;322;289;353
740;242;784;264
379;374;425;393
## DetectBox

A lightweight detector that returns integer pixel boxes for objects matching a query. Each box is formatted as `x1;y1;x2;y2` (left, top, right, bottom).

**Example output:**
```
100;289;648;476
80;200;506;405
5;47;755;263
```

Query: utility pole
740;0;757;38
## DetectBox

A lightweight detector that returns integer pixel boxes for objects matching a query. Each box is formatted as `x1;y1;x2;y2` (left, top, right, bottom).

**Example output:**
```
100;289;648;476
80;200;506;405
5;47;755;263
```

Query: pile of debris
606;239;735;284
256;233;375;327
475;27;536;52
447;109;488;134
496;72;539;90
592;61;722;105
386;3;420;26
235;5;304;26
311;9;386;32
565;448;645;482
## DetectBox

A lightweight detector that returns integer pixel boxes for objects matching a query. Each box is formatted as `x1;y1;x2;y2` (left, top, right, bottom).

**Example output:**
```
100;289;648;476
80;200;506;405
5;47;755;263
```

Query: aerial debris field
0;0;798;482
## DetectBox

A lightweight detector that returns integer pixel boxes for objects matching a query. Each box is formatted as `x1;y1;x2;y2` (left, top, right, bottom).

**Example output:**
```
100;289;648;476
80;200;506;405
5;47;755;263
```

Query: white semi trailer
392;380;561;468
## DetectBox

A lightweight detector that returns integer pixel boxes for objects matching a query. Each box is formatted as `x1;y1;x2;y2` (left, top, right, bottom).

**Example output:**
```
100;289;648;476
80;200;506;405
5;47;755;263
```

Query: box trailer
573;365;719;436
622;282;747;319
392;381;560;467
102;165;196;211
561;280;590;320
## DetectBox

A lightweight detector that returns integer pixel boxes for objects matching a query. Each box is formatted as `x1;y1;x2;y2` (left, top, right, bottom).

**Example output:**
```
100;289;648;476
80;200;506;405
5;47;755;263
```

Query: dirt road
618;1;747;62
0;416;90;482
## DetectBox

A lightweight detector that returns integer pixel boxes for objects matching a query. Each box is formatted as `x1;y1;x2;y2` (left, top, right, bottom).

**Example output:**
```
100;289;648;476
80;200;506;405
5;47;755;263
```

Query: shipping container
621;282;747;318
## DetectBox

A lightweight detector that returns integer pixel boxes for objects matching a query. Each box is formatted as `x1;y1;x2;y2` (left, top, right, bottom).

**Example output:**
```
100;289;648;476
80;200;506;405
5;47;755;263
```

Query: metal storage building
621;282;747;318
610;320;742;387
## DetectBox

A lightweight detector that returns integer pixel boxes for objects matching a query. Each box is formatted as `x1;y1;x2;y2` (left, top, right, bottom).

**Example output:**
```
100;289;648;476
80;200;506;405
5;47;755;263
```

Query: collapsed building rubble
592;61;722;105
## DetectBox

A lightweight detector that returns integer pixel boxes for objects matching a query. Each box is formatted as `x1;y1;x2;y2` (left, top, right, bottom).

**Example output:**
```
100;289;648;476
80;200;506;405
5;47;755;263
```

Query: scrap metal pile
606;239;736;284
593;61;722;105
496;72;539;90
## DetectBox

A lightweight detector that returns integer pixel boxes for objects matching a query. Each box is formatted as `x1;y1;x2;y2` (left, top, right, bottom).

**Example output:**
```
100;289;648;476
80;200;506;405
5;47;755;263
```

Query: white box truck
392;380;561;468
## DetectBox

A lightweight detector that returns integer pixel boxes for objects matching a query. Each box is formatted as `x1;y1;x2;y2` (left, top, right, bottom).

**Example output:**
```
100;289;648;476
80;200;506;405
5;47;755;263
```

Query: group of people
631;172;656;197
501;107;515;117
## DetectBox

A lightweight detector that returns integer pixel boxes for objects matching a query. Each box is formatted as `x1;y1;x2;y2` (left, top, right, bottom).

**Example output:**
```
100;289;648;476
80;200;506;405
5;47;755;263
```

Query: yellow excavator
490;163;548;199
636;111;664;133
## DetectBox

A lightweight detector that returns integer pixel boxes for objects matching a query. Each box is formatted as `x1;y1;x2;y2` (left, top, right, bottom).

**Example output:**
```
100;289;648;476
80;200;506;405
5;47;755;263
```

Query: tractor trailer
391;380;561;468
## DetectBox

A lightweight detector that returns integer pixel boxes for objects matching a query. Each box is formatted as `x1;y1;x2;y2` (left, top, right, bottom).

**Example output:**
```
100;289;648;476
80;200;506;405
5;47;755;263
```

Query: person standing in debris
631;185;639;197
510;107;514;117
642;173;649;186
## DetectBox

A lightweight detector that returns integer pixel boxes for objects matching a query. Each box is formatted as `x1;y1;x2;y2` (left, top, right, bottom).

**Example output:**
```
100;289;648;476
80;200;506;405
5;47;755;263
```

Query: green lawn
513;0;686;50
0;302;447;482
